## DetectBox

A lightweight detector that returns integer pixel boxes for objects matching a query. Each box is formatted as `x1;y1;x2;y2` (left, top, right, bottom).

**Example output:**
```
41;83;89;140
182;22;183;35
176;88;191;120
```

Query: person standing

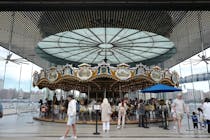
172;93;187;133
53;93;58;105
138;99;145;127
101;98;112;132
117;99;127;129
197;108;205;129
203;98;210;133
60;95;77;139
191;112;198;129
0;101;3;118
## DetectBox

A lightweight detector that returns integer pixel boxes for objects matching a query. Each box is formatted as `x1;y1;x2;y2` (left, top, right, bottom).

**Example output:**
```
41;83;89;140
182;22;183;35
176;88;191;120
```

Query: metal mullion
120;46;171;49
119;47;162;55
41;40;93;46
87;28;104;43
51;47;92;55
71;30;100;44
108;28;124;43
112;30;140;44
107;57;115;64
53;34;96;44
77;48;100;62
117;40;171;45
113;49;136;63
116;48;148;59
50;50;71;55
42;46;90;50
116;34;159;44
91;52;100;64
65;47;97;59
112;52;121;64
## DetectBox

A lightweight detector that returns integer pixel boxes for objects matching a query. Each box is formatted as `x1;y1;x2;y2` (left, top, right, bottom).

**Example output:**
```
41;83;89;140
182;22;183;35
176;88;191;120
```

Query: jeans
207;120;210;133
103;122;110;131
139;114;145;127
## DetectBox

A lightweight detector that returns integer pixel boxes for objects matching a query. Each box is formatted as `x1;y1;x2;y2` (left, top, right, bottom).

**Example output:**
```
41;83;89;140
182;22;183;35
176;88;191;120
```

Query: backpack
76;101;80;113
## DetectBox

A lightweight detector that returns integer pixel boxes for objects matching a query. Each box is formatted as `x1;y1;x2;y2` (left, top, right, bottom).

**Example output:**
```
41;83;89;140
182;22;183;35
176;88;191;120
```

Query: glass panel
43;35;60;41
152;35;169;41
153;42;174;48
117;32;146;43
38;42;58;48
106;28;122;42
88;28;105;42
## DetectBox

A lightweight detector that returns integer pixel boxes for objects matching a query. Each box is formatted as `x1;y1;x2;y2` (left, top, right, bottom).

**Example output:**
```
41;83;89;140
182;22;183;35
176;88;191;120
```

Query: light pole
18;64;22;92
29;64;34;102
205;63;210;92
190;59;196;109
16;64;22;114
3;62;7;89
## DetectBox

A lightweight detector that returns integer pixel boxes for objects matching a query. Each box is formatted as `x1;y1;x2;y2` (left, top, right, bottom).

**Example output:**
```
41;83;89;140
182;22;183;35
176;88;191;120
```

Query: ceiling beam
1;1;210;11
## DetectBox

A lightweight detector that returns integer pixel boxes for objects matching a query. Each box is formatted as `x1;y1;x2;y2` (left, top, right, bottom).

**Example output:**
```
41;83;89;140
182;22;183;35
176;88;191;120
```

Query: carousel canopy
33;63;180;93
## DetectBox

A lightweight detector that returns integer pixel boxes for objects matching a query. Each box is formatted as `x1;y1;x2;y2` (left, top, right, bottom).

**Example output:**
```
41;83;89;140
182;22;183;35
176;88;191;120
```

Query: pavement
0;113;210;140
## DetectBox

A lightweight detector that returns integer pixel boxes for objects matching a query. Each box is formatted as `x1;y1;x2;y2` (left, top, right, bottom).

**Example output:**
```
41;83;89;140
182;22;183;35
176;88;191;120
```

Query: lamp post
206;63;210;92
2;62;7;89
30;64;33;102
190;59;196;109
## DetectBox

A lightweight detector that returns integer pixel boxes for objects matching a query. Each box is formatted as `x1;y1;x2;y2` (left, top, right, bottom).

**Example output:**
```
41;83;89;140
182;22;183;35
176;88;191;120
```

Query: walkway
0;113;209;140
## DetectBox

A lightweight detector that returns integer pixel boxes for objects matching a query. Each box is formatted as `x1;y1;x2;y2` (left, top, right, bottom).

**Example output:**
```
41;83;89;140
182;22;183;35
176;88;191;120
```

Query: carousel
33;27;179;124
33;62;179;124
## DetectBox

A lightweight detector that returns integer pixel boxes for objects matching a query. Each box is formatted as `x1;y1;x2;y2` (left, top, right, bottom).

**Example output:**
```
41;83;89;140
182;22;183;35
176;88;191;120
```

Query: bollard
93;104;100;135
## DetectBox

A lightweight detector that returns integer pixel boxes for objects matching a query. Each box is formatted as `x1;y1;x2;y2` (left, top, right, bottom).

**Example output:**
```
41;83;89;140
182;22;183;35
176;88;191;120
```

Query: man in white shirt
172;93;187;133
60;95;77;139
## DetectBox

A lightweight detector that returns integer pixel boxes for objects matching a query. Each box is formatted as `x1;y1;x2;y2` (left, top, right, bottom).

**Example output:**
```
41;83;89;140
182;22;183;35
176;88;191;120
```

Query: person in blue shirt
0;101;3;118
192;112;198;129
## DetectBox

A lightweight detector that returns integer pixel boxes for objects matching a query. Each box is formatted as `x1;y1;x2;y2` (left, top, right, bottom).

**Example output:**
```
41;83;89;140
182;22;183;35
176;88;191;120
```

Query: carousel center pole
104;88;106;98
119;84;122;99
88;85;90;102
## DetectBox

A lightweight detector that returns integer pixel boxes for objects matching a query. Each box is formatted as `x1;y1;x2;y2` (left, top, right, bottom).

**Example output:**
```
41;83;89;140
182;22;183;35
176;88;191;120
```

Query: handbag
108;107;112;115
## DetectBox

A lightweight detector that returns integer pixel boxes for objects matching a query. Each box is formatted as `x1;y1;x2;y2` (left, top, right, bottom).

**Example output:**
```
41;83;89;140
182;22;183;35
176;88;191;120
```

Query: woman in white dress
101;98;112;132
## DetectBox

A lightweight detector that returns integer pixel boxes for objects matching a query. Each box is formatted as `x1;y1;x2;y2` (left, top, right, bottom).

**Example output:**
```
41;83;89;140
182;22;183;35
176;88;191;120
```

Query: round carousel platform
33;116;173;125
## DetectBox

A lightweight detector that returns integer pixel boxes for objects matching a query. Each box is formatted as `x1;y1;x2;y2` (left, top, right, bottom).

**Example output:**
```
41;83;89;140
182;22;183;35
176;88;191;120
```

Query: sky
0;45;210;93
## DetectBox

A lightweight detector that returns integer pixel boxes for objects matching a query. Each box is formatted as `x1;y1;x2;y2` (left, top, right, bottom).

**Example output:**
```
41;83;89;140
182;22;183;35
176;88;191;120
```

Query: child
192;112;198;129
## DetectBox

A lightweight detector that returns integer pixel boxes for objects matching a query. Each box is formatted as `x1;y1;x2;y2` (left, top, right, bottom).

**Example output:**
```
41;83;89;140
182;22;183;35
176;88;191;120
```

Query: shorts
176;112;184;120
67;115;76;126
172;112;176;119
